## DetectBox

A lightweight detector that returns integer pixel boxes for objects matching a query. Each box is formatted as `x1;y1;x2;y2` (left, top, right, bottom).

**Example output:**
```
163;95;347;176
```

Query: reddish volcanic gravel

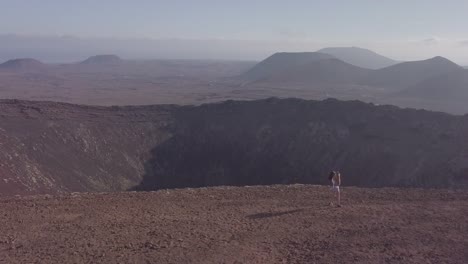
0;185;467;264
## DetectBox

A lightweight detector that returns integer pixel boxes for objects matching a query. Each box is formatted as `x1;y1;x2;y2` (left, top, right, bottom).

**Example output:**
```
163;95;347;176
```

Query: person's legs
337;188;341;206
331;186;341;206
330;186;335;206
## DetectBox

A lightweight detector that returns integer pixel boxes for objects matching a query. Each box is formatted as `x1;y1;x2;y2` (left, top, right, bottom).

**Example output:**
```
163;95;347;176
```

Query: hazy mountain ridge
239;52;467;114
0;34;313;62
243;52;463;89
399;69;468;101
362;56;463;91
80;54;123;65
241;52;334;81
262;58;371;84
0;58;46;71
317;47;398;69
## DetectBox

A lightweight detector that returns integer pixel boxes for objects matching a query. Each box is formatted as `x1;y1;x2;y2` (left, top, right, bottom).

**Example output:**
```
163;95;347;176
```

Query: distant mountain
241;52;334;81
80;55;123;65
363;56;463;91
317;47;398;69
0;58;45;71
399;69;468;101
241;53;463;93
263;58;371;84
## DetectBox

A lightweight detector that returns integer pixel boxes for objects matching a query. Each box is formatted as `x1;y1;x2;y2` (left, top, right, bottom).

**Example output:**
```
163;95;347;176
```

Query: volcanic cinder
0;185;466;263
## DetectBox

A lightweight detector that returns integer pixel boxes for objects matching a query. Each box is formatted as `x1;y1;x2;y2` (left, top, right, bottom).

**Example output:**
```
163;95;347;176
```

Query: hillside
80;54;123;65
1;98;468;196
0;58;45;71
318;47;398;69
363;56;463;91
399;70;468;101
241;52;334;81
0;100;173;195
1;185;467;263
262;58;371;84
239;53;463;96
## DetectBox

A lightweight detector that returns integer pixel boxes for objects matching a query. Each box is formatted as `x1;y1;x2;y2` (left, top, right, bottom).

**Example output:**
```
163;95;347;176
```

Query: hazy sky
1;0;468;63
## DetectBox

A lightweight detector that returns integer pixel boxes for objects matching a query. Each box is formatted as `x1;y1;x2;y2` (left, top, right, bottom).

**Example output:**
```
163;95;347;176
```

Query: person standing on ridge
328;171;341;207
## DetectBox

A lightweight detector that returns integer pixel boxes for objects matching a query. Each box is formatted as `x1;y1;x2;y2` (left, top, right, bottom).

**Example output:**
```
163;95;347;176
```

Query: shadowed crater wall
1;98;468;195
134;98;468;191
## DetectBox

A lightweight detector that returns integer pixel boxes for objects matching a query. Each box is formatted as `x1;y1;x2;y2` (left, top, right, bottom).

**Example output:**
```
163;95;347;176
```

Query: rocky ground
0;185;466;263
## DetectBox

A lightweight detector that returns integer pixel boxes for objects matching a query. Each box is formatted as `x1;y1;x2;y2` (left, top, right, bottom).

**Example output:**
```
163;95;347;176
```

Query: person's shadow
246;209;304;219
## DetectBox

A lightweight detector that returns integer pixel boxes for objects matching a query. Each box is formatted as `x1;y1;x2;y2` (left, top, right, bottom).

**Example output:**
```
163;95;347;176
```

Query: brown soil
0;185;466;263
